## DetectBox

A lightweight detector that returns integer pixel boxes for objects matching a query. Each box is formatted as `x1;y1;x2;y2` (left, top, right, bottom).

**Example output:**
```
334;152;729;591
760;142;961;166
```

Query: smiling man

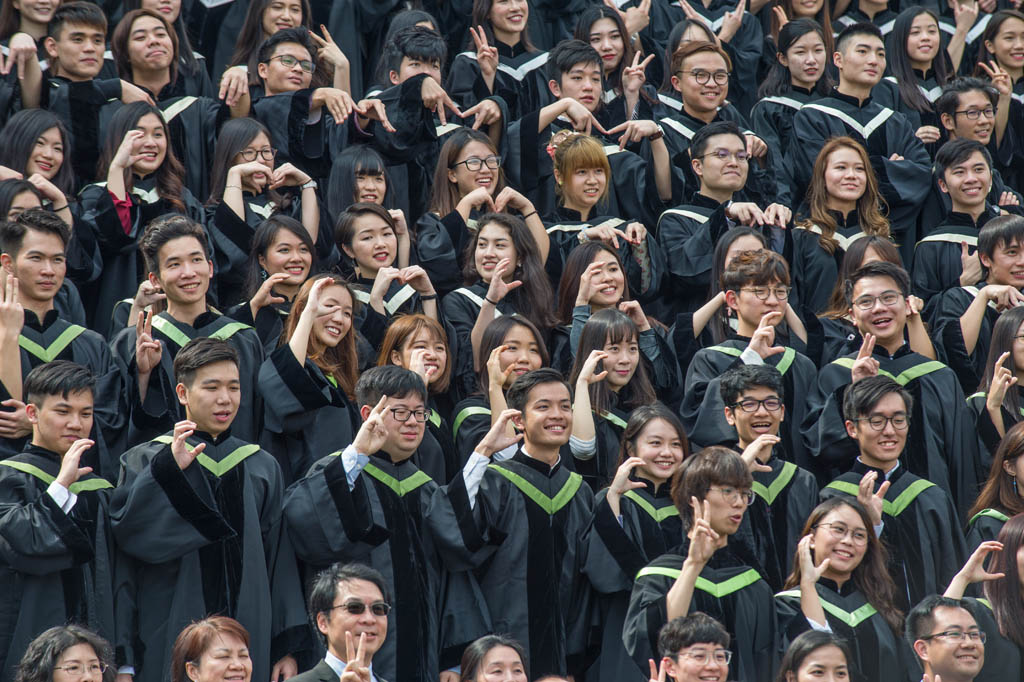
908;596;986;682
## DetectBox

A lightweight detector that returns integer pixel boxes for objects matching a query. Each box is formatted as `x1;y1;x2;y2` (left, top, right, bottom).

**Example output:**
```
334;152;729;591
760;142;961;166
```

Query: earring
1014;476;1019;494
260;268;268;281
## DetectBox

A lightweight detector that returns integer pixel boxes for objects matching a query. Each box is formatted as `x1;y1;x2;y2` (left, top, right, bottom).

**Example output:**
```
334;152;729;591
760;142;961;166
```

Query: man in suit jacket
294;563;391;682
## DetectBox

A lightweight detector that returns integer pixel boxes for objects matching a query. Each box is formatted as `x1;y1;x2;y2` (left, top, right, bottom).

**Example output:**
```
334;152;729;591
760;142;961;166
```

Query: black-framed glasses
676;648;733;665
709;485;755;505
329;600;392;616
54;664;109;678
920;630;987;643
680;69;730;85
855;413;909;431
739;285;790;301
388;407;433;423
238;147;277;162
732;397;783;413
814;521;870;546
851;290;902;310
954;107;995;120
702;148;750;162
266;54;315;73
450;155;501;171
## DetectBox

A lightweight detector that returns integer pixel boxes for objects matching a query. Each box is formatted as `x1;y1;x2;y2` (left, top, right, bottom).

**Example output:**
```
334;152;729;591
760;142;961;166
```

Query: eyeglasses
677;648;733;665
814;521;869;546
450;155;501;171
54;664;109;678
266;54;315;73
920;630;987;643
855;413;909;431
739;286;790;301
238;147;277;162
702;148;750;162
329;600;392;616
954;107;995;120
680;69;730;85
388;407;433;423
732;397;783;413
851;290;902;310
709;485;755;506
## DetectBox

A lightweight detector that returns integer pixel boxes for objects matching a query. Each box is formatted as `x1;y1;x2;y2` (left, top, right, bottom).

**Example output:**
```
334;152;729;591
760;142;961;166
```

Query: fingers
858;332;876;359
876;480;891;499
371;394;389;416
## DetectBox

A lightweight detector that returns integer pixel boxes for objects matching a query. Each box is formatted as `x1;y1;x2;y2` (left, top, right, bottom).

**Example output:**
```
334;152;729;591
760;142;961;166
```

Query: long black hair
758;18;833;98
327;145;394;222
243;214;316;298
207;117;287;208
0;110;75;198
888;7;951;113
573;5;634;91
0;179;43;219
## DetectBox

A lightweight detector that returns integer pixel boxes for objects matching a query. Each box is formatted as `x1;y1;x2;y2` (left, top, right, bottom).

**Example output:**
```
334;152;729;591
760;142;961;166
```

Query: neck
837;80;872;103
167;298;207;326
683;101;717;124
524;441;560;467
736;315;759;338
564;200;591;221
356;263;382;280
791;75;816;90
493;28;520;47
910;58;932;72
822;567;851;590
384;447;414;463
22;296;54;322
699;185;733;205
20;17;47;40
826;196;857;216
29;436;62;455
924;666;969;682
274;281;300;300
954;201;986;222
873;332;904;356
187;418;227;440
1005;64;1023;83
131;67;170;97
858;0;885;18
860;453;898;473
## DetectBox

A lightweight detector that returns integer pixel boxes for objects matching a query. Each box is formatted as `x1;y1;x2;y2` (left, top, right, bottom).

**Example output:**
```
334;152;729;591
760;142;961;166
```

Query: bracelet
225;184;242;190
419;293;438;301
649;125;664;141
50;204;68;212
485;296;499;305
522;210;538;220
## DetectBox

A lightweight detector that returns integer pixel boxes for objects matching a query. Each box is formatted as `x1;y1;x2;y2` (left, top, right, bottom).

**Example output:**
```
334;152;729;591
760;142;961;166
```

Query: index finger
996;350;1010;371
345;631;356;664
372;394;389;414
356;632;367;666
978;61;995;77
858;333;875;358
319;24;335;43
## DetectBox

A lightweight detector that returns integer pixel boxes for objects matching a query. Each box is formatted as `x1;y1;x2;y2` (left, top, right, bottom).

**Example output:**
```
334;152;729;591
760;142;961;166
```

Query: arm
391;210;410;269
288;277;332;365
571;350;608;453
944;541;1005;598
946;0;978;72
796;535;829;627
907;295;937;359
666;498;720;620
470;259;520;367
0;272;23;401
106;130;145;202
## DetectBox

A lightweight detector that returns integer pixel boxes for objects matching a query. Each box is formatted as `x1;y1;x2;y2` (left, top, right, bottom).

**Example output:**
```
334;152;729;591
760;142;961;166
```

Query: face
25;126;65;180
942;90;996;144
488;0;528;38
516;381;572;448
811;504;868;578
47;22;105;80
916;607;985;680
602;331;639;390
673;52;729;114
664;644;729;682
318;579;388;661
497;324;543;385
781;30;826;89
176;361;241;436
939;150;990;210
389;55;442;85
131;113;168;176
310;284;354;348
629;418;685;484
985;17;1024;72
907;13;940;66
257;229;311;288
475;646;527;682
844;391;908;468
835;35;885;88
724;236;764;267
258;43;314;93
52;644;104;682
27;390;94;456
562;164;606;209
849;275;910;346
982;237;1024;288
151;236;211;305
726;278;786;328
234;132;275;186
185;633;252;682
364;392;427;456
392;328;448;386
447;140;499;198
13;0;58;25
703;478;748;536
141;0;181;22
589;17;625;73
127;15;174;72
551;61;602;111
262;0;302;35
474;222;518;283
3;229;66;304
6;190;41;220
823;146;867;206
342;213;396;276
790;645;850;682
789;0;823;18
724;385;785;445
354;169;386;204
586;250;625;308
692;133;748;193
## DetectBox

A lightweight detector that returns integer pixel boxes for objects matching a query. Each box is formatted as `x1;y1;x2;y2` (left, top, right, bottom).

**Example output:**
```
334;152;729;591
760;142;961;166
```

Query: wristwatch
301;179;318;190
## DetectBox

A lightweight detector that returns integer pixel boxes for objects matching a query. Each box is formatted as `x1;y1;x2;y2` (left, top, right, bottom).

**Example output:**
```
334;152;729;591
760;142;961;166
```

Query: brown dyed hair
670;446;751;525
377;314;452;393
171;617;250;682
282;274;359;399
969;421;1024;521
429;128;505;218
984;513;1024;647
111;9;180;86
721;248;791;291
669;40;732;78
551;132;611;206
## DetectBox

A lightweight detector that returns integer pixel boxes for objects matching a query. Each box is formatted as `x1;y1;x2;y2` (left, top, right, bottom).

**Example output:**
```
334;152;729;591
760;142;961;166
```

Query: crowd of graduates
5;0;1024;679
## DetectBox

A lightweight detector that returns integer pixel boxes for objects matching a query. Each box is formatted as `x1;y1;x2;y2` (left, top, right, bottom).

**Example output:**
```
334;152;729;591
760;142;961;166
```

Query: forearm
908;314;937;359
107;165;129;201
947;35;967;73
287;316;314;365
0;331;22;400
537;100;570;133
997;94;1010;147
572;380;597;441
800;580;827;627
229;91;251;119
665;561;702;620
222;179;246;220
20;59;42;109
524;213;549;264
421;297;438;321
470;300;497;371
300;187;319;244
333;64;350;95
136;370;151;404
397;235;411;269
987;402;1007;438
692;293;726;337
959;294;989;356
944;573;970;599
652;138;672;202
785;304;808;344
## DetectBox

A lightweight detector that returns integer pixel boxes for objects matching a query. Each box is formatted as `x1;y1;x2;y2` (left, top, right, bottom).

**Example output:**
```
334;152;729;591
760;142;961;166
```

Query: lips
213;410;233;423
284;265;305;275
324;324;343;337
544;422;566;434
360;192;378;202
750;420;773;432
372;251;390;262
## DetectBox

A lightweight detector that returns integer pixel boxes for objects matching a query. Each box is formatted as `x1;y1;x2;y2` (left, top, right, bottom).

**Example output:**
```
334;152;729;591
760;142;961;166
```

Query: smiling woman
13;625;115;682
171;618;252;682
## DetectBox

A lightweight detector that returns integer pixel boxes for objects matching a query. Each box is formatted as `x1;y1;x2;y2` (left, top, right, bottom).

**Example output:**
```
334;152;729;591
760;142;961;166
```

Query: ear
390;349;404;367
984;39;995;55
912;639;930;663
511;412;525;431
723;289;740;312
662;656;680;681
44;36;59;60
257;254;267;271
341;243;355;259
0;253;13;273
844;418;858;440
785;672;797;682
389;69;401;85
778;403;785;424
148;270;162;290
670;74;682;93
25;402;38;424
937;177;949;195
939;112;955;133
315;611;330;637
777;51;787;67
206;259;214;278
256;61;270;82
447;168;458;186
548;79;562;98
724;405;736;426
553;168;563;186
980;251;994;270
691;156;703;179
185;661;200;682
175;382;188;408
360;404;372;422
832;50;843;69
1003;458;1017;476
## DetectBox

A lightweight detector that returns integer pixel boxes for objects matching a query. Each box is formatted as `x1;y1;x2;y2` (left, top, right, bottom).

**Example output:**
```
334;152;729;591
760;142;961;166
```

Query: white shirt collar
324;651;376;682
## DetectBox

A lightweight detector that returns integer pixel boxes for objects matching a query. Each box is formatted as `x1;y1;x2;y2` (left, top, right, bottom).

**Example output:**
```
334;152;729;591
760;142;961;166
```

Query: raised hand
610;456;649;497
582;224;630;248
576;261;604;306
111;130;147;171
725;201;767;226
625;221;646;245
622;52;655;95
399;265;436;295
746;311;784;360
959;241;984;287
340;632;372;682
797;534;830;583
457;186;497;218
474;407;523;458
302;277;338;319
356;98;395;132
486;344;515;390
740;433;777;473
1000;191;1021;208
606;119;662;150
218;66;250;107
957;541;1006;586
687;496;721;565
978;60;1012;98
420;78;462;126
229;160;273;193
988;351;1019;410
0;275;23;336
618;300;651;331
352;395;390;454
463;98;503;130
771;5;789;29
915;125;943;144
250;272;289;314
562;99;608;136
133;280;166;316
744;133;767;160
850;333;879;383
54;438;95;488
857;469;889;527
470;25;498;84
407;348;438;383
951;0;978;30
26;173;66;206
485;258;522;303
622;0;652;35
762;203;791;228
312;87;356;123
135;310;163;375
369;266;402;310
0;399;30;439
493;187;534;215
171;420;204;470
579;349;610;385
310;25;349;70
2;32;35;79
120;80;155;105
718;0;745;43
269;162;312;190
984;284;1024;312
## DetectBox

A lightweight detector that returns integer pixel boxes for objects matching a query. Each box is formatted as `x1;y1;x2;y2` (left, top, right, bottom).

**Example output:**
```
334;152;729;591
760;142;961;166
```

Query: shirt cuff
874;521;884;537
806;617;832;633
569;434;597;459
340;443;369;489
740;347;765;365
46;481;77;513
117;667;135;676
462;452;491;509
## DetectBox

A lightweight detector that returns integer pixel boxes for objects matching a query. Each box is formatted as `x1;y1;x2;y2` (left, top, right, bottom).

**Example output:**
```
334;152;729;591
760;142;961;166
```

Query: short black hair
690;121;746;161
657;613;730;659
934;138;992;180
842;375;913;422
506;368;571;413
979;214;1024;262
307;563;391;646
257;27;316;65
835;22;884;54
935;77;998;119
354;365;428;409
844;260;910;303
905;595;974;652
0;208;70;256
384;25;447;76
15;625;114;682
23;361;95;407
546;39;601;82
719;365;784;407
173;337;240;388
48;1;107;39
139;213;209;275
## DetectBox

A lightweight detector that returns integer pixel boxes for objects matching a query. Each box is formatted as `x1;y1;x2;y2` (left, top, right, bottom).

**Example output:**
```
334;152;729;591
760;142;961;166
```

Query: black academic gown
789;213;876;314
0;445;116;682
415;210;477;297
923;281;1004;395
821;460;968;609
751;87;821;205
445;41;552;121
41;76;124;188
912;207;999;303
152;94;228;201
109;430;311;682
440;281;516;399
774;579;915;682
965;507;1010;554
426;450;593;678
917;167;1022;242
583;479;681;682
965;597;1024;682
224;299;292;355
624;538;778;682
965;388;1024;463
801;342;981;514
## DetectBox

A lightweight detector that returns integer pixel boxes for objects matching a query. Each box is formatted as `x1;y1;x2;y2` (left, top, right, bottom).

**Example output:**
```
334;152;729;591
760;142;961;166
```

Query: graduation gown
912;207;999;303
426;450;593;677
789;214;877;314
965;597;1024;682
153;94;228;201
624;539;778;682
257;345;358;484
41;76;123;189
451;395;495;466
751;87;821;205
582;479;682;682
965;507;1010;554
445;41;552;121
0;445;116;682
923;282;1002;395
110;310;264;447
440;282;515;400
917;167;1022;244
109;431;311;682
800;342;981;513
415;210;477;297
964;388;1023;461
282;450;447;682
680;338;818;474
821;461;968;609
774;579;915;682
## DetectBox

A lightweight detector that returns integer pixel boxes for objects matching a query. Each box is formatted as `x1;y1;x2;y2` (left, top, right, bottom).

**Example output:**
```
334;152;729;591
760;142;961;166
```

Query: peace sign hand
352;396;390;454
979;60;1012;98
647;657;668;682
850;333;879;383
686;496;721;566
470;26;499;81
135;310;163;376
622;51;655;95
311;24;349;71
0;274;23;336
340;632;372;682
